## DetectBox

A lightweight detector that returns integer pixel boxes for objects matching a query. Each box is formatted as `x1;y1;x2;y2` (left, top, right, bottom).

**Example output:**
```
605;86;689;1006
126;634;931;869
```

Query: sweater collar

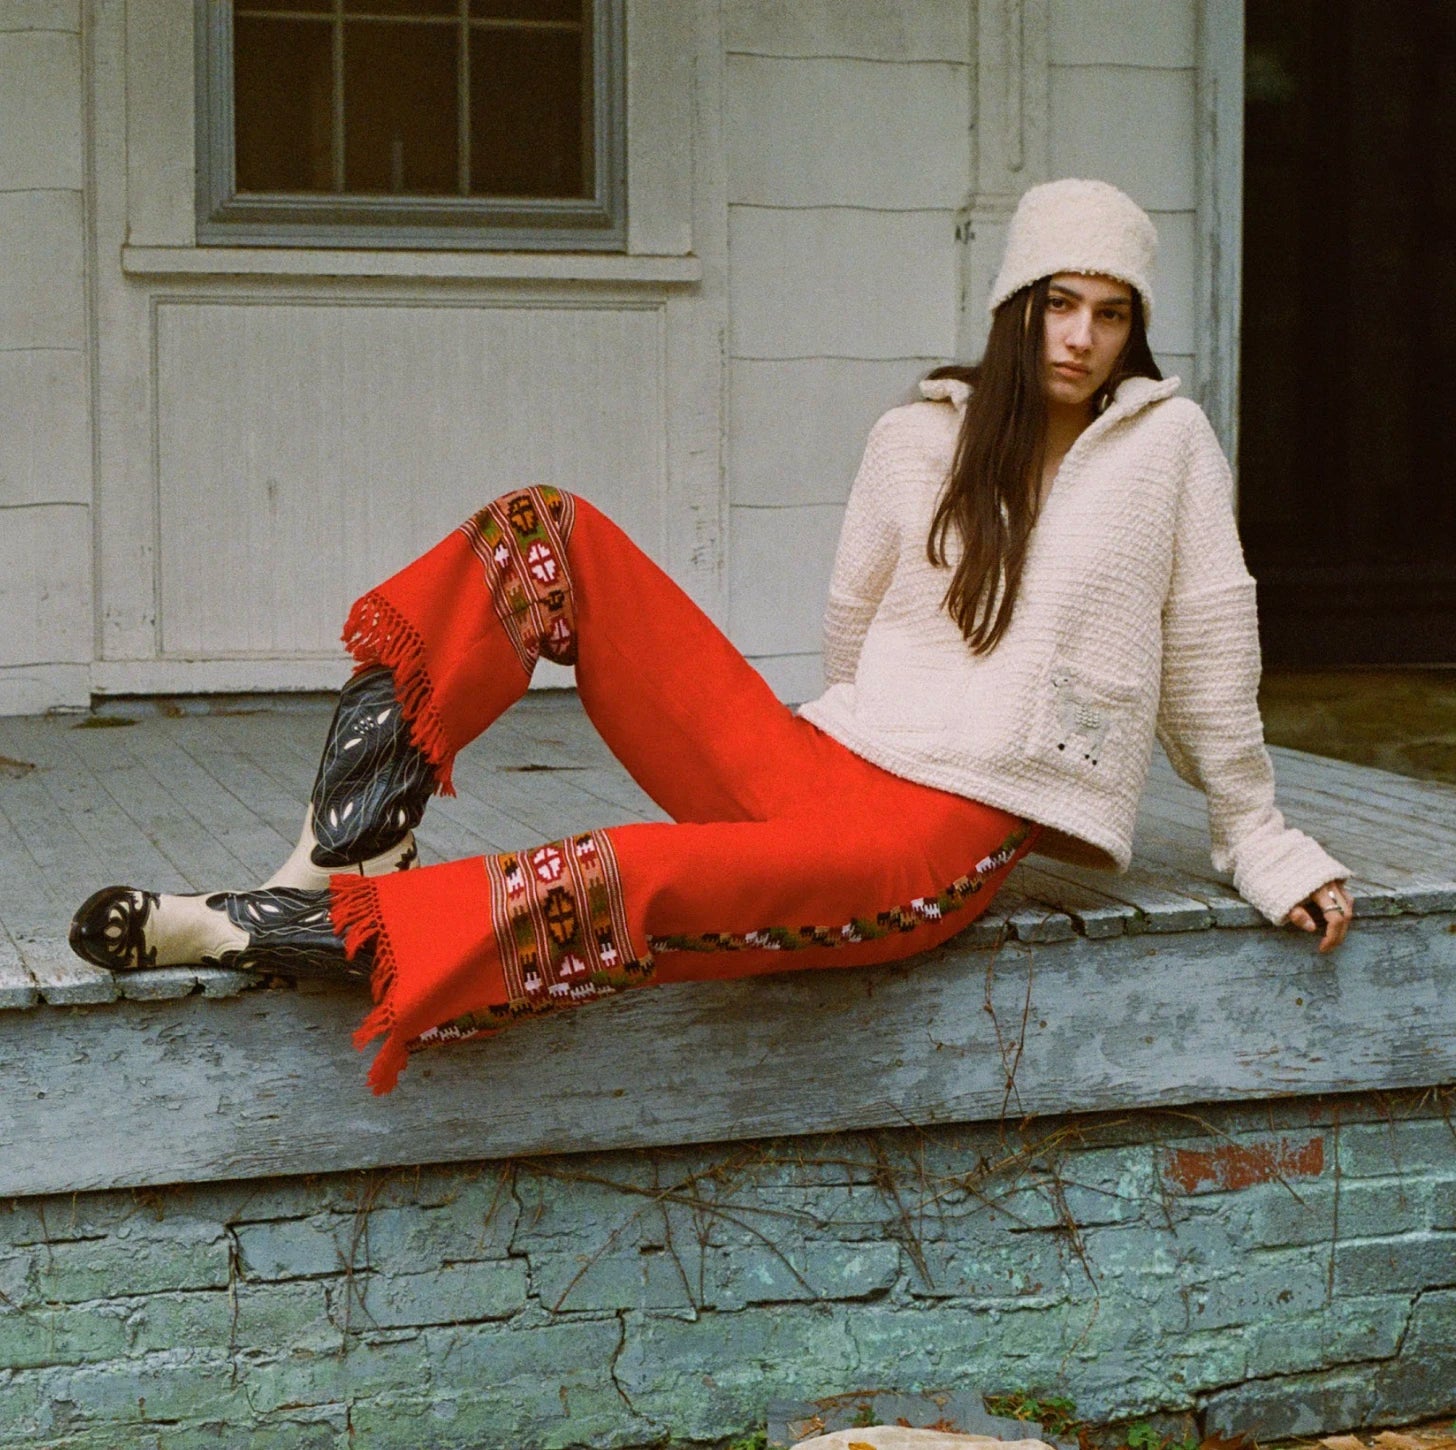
917;372;1182;421
918;376;973;408
1100;373;1183;421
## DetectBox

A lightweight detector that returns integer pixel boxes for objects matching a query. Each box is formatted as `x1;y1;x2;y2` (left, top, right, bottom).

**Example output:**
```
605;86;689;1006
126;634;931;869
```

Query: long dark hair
925;277;1161;653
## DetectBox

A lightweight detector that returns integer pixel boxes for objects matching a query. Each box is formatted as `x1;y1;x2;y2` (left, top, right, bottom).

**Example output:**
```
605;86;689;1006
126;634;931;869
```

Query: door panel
155;299;666;659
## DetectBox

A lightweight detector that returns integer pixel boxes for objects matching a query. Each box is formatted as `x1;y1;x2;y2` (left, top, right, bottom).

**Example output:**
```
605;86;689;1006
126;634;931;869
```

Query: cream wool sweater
797;374;1348;926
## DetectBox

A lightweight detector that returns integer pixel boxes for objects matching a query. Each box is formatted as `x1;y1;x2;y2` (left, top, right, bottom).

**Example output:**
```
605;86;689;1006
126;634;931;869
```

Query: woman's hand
1287;880;1354;953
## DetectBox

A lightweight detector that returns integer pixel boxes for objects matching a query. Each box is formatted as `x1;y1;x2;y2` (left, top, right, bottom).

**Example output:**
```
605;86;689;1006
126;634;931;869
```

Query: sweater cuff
1231;826;1351;926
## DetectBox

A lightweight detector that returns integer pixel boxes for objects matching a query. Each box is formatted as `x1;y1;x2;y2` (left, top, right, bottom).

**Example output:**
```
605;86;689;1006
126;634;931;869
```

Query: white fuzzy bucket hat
988;178;1158;322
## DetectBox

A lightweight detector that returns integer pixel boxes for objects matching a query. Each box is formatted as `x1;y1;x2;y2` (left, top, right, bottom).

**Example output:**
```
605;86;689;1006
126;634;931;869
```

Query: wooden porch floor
1;690;1453;1012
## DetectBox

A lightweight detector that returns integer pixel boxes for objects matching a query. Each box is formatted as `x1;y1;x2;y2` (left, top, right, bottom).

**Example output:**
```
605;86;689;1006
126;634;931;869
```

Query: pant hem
330;873;409;1095
341;589;458;796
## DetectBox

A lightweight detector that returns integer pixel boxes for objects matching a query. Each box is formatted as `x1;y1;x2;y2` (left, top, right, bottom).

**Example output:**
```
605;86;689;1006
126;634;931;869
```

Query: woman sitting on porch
69;178;1353;1094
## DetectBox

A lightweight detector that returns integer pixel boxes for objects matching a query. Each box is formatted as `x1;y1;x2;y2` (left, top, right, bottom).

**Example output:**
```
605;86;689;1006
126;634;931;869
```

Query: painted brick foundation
2;1092;1454;1449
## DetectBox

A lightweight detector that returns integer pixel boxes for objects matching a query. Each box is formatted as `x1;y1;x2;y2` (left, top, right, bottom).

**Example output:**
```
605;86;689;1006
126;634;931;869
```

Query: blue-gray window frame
194;0;627;251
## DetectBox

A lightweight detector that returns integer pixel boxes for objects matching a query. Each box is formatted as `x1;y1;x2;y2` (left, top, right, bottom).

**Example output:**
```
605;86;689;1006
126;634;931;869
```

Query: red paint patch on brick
1165;1136;1325;1194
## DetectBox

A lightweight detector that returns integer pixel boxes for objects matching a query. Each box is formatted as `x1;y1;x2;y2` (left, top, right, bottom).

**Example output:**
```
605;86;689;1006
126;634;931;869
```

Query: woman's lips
1053;362;1090;377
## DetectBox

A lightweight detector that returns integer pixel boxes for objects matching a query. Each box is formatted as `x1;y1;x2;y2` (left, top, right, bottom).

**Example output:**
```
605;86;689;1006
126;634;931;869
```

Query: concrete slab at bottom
769;1394;1070;1450
793;1432;1056;1450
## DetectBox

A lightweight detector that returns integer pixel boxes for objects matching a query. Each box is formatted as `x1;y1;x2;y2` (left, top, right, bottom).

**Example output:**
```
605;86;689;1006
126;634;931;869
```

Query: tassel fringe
330;874;409;1095
341;590;458;797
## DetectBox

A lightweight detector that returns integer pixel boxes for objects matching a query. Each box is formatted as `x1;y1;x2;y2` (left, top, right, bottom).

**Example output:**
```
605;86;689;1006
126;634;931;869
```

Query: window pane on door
342;0;457;17
470;0;583;21
469;23;587;197
344;22;459;194
238;0;328;13
234;17;333;192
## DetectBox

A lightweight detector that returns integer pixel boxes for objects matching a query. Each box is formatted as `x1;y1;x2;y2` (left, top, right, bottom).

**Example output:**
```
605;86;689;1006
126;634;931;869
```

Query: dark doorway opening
1240;0;1456;665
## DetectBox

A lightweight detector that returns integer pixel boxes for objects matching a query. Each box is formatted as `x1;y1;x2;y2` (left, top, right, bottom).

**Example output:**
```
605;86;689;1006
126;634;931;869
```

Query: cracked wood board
23;936;119;1006
0;919;38;1009
3;907;1452;1198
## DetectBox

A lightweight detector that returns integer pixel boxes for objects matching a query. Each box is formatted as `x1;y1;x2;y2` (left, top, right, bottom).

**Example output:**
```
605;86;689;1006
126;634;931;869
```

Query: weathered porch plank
114;965;206;1002
2;906;1451;1199
172;709;307;816
1010;865;1136;937
1131;791;1419;914
120;725;292;888
23;936;120;1006
0;726;129;911
0;762;93;969
58;719;258;889
995;887;1077;943
0;918;38;1009
1133;746;1456;875
1272;743;1456;813
0;723;198;897
1024;857;1217;933
1394;881;1456;912
159;715;302;876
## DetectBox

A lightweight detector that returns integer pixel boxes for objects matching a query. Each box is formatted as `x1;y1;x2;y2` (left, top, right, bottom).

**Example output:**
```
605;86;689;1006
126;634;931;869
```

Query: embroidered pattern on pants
648;820;1036;954
411;830;652;1052
458;486;578;675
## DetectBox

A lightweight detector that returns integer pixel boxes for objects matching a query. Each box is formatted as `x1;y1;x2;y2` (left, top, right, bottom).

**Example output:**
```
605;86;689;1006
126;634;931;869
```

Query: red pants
331;488;1039;1093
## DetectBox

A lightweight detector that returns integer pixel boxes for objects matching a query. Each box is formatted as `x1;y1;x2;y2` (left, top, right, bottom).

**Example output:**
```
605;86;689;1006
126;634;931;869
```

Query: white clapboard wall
725;0;1207;704
0;0;1232;713
723;1;972;703
0;14;92;715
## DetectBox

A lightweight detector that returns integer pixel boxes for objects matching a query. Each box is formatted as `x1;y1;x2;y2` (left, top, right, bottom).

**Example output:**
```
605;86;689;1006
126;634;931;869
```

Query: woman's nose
1066;312;1093;349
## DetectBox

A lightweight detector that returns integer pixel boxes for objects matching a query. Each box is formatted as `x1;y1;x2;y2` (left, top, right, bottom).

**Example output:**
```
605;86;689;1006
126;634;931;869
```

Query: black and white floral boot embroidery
68;886;368;980
225;889;371;979
265;665;435;891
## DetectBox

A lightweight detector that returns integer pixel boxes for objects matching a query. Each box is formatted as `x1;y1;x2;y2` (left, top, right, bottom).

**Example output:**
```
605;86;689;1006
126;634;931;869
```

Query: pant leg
333;741;1040;1094
568;498;820;823
344;487;824;820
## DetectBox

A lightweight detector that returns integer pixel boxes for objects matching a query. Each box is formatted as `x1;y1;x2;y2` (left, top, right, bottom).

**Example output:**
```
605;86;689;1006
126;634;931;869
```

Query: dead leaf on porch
1202;1435;1258;1450
0;755;35;778
1374;1436;1456;1450
1318;1437;1367;1450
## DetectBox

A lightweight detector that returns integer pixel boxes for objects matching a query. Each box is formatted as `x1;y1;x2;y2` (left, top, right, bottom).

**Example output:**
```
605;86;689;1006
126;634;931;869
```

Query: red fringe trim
341;590;458;797
330;874;409;1096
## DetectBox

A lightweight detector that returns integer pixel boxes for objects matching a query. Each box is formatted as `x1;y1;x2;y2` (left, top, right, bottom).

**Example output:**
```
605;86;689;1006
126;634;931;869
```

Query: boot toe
69;886;154;971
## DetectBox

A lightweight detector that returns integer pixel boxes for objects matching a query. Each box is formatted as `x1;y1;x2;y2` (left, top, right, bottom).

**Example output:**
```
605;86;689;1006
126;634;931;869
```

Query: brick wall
2;1092;1454;1449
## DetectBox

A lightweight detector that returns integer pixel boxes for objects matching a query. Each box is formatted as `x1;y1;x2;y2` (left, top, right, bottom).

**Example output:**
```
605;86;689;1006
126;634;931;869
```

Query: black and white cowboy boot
68;885;371;981
265;665;436;891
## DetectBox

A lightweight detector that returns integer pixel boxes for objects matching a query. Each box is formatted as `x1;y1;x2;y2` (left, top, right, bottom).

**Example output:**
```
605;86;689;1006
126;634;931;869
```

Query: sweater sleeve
822;414;901;685
1154;406;1349;925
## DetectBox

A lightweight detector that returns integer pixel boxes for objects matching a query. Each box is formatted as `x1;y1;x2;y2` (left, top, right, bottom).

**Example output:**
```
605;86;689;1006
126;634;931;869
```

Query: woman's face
1040;272;1135;410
